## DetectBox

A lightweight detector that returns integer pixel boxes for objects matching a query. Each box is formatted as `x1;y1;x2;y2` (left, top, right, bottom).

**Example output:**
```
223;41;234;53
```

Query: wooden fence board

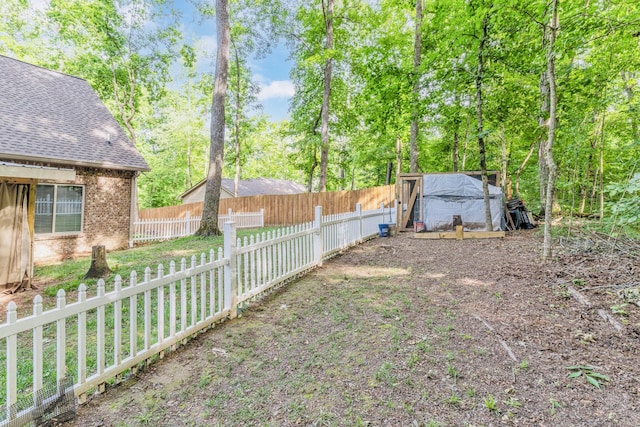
138;185;396;225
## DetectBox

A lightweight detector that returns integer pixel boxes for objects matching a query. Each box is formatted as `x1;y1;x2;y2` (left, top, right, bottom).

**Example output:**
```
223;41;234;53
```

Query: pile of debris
505;198;535;230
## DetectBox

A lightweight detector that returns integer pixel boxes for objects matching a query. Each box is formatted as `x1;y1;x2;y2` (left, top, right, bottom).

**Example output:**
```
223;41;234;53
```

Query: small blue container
378;224;390;237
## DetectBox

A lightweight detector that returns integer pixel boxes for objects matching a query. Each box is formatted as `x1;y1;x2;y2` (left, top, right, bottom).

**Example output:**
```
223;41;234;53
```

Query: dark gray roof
0;55;149;171
222;178;306;197
181;178;306;199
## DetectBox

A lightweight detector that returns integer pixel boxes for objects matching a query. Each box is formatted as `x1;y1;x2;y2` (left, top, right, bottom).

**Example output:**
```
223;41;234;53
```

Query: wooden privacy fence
132;208;264;245
0;203;396;427
138;184;396;225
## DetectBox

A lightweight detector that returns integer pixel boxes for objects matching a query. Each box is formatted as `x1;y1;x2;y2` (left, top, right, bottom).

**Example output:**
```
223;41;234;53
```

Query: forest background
1;0;639;231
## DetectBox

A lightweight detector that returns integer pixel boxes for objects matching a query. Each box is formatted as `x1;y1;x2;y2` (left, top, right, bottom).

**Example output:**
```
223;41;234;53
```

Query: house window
34;185;84;234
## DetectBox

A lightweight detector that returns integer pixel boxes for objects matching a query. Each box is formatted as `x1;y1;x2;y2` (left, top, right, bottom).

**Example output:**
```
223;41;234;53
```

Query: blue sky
175;1;294;121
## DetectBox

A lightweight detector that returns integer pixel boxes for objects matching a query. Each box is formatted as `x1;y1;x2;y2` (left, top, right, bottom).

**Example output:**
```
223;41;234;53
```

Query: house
180;178;306;204
0;55;149;289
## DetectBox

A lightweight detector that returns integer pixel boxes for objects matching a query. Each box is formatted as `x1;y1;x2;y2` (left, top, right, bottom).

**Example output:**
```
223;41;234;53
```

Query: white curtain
0;182;31;288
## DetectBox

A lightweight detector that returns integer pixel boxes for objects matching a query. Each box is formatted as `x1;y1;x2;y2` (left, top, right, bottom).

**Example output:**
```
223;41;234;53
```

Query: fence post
223;221;238;318
56;290;67;383
185;211;191;235
6;302;17;416
394;199;399;225
356;203;363;243
380;202;386;225
260;208;265;227
228;208;233;222
314;206;323;267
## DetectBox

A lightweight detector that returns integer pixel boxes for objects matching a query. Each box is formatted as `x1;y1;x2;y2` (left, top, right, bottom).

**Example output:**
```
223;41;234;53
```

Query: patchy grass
21;232;640;426
33;228;275;298
0;228;276;405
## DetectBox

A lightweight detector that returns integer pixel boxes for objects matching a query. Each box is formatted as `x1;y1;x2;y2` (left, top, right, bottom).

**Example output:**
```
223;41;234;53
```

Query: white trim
129;174;138;248
0;162;75;181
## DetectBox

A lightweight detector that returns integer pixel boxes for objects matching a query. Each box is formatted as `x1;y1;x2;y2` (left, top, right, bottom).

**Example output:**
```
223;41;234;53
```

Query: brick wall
33;166;136;263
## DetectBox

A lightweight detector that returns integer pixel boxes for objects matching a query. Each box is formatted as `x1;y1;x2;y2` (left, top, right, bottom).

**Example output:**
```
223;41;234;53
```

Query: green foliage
34;231;269;298
447;364;460;379
607;173;640;230
374;362;397;387
137;89;210;208
610;304;628;316
46;0;179;141
503;397;522;408
4;0;640;219
483;394;499;412
445;391;461;405
566;365;611;389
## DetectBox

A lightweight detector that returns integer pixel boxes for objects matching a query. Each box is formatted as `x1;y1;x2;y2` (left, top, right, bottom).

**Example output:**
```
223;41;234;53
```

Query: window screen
35;185;84;234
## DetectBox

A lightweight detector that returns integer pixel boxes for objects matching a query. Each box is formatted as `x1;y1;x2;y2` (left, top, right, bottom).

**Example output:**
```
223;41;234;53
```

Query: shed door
0;182;31;289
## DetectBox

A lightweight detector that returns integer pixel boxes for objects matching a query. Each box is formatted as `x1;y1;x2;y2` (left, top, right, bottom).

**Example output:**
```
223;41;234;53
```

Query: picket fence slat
0;203;396;426
131;209;264;244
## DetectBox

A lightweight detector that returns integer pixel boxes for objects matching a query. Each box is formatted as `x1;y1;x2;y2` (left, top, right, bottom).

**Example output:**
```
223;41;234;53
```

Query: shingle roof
0;55;149;171
222;178;306;197
181;178;306;199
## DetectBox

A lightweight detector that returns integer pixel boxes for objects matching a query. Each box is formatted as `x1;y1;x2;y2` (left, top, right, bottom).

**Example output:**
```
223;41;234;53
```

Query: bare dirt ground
56;230;640;426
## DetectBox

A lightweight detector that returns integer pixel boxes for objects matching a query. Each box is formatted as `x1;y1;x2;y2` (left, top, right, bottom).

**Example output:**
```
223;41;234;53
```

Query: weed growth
566;365;610;389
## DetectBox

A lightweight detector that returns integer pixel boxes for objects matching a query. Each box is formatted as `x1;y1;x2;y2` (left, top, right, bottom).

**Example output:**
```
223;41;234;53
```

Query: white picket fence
0;203;396;426
131;208;265;244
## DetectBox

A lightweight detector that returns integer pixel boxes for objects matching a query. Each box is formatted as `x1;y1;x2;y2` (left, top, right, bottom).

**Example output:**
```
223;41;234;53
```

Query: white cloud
195;36;217;57
257;80;295;101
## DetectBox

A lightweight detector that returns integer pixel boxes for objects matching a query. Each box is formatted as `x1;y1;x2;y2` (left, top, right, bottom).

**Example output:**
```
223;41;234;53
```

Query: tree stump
84;245;112;279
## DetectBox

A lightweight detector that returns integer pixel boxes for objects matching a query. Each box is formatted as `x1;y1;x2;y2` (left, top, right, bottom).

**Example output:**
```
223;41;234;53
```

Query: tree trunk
542;0;558;261
599;113;605;219
538;28;551;216
409;0;423;173
111;63;137;145
453;131;459;172
196;0;230;237
579;114;600;214
476;14;493;232
84;245;111;279
396;135;402;179
462;114;470;171
186;142;192;190
500;126;509;197
233;41;242;197
307;149;318;192
318;0;334;192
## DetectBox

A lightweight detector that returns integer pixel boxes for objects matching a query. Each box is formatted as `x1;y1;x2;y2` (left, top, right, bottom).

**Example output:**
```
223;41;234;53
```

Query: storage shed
398;172;504;233
422;173;503;232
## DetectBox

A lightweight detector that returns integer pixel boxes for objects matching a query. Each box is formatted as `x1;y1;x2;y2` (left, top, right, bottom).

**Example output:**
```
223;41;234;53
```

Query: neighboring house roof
0;55;149;172
180;178;307;200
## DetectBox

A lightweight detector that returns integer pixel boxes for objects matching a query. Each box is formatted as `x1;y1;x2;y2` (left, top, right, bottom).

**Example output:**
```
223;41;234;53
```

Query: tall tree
409;0;424;173
542;0;558;260
197;0;230;237
227;36;259;196
318;0;335;192
475;10;493;231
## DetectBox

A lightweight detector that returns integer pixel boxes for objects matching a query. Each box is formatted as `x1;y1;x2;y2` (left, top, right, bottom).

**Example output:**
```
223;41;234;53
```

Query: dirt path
63;231;640;426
